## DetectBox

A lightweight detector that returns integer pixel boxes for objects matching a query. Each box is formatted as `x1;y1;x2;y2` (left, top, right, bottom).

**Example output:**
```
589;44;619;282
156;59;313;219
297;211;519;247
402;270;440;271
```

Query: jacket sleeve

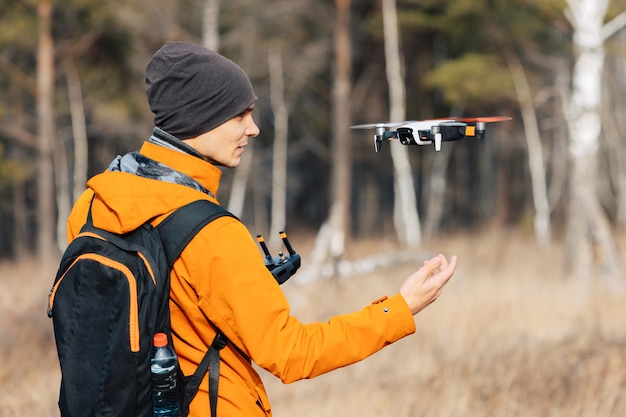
189;219;416;384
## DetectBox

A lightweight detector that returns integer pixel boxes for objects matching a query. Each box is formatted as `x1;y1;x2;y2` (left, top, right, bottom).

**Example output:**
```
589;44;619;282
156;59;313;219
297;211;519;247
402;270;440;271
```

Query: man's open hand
399;254;457;315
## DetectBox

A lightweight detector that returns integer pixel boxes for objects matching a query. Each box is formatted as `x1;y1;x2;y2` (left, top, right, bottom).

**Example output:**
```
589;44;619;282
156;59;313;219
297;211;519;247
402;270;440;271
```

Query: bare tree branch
602;10;626;41
0;125;37;151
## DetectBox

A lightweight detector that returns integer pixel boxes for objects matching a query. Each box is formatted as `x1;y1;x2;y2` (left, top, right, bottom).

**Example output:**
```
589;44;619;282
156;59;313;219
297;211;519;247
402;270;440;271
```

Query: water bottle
150;333;182;417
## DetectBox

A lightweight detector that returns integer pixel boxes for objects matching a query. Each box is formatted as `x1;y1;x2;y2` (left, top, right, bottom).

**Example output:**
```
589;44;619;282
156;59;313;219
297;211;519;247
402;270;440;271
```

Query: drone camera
397;127;415;145
256;232;301;285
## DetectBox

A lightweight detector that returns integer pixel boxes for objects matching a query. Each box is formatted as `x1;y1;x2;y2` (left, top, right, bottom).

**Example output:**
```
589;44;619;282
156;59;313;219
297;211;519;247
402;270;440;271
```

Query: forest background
1;0;626;416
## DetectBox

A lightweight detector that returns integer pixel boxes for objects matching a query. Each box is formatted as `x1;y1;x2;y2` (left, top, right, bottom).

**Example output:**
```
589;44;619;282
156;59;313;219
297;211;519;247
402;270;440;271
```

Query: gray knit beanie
145;41;258;140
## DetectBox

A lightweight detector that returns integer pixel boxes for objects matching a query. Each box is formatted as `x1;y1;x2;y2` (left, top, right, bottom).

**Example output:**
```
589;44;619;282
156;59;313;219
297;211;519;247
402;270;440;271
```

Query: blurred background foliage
0;0;625;279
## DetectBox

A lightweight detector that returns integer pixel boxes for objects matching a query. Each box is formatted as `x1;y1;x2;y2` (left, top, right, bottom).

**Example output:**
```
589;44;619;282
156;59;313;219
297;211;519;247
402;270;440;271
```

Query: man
67;41;457;416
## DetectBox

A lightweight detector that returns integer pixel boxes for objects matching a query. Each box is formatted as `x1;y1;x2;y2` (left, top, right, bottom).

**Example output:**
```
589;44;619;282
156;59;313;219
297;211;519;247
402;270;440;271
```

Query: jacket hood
85;142;223;234
87;172;209;233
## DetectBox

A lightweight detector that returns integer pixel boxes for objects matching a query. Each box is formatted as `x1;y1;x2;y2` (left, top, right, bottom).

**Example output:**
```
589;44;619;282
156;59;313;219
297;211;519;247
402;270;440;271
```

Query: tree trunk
53;119;70;252
548;61;571;213
329;0;352;256
382;0;421;246
603;25;626;228
302;0;352;281
36;0;56;265
225;0;258;219
423;144;452;237
564;0;623;281
268;48;289;249
506;50;551;246
203;0;220;51
12;175;28;261
63;58;88;204
227;145;254;217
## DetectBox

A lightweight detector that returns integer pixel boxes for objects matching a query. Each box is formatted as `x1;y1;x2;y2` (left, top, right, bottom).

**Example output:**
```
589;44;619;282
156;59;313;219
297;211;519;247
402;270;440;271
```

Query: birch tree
382;0;421;246
63;59;88;205
223;0;328;227
53;59;87;252
203;0;220;51
506;50;551;246
268;48;289;246
304;0;352;280
224;1;258;218
564;0;625;280
212;0;259;218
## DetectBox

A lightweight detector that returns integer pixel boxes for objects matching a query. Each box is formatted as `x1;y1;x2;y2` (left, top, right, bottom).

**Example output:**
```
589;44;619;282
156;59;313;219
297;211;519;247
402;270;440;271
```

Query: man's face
184;106;260;168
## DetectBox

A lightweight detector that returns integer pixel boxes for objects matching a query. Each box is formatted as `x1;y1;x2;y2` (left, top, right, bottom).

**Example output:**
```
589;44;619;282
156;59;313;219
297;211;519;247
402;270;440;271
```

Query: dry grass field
1;230;625;417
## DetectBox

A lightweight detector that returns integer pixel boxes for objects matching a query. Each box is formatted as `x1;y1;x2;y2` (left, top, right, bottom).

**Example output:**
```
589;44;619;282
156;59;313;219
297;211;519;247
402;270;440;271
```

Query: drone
351;116;512;152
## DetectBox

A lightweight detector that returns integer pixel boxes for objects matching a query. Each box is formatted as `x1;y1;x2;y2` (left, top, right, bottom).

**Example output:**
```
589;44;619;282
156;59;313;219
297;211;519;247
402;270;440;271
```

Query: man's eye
238;108;254;119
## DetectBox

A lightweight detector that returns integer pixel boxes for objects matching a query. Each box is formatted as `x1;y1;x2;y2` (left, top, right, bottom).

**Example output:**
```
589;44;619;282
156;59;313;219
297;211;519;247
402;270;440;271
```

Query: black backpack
48;199;234;417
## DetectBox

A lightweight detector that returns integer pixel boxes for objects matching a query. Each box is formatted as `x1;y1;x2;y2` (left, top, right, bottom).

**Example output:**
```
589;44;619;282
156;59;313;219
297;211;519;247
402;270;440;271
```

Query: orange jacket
68;141;416;416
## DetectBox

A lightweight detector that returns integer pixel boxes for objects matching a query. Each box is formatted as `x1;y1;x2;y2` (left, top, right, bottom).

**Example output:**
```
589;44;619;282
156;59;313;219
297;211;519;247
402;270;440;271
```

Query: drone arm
374;130;399;152
475;122;486;140
383;131;398;140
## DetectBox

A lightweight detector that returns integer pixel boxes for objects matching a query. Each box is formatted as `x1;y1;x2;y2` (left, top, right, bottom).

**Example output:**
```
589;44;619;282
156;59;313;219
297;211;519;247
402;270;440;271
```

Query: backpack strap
157;199;235;268
207;334;228;417
155;199;235;417
182;332;228;417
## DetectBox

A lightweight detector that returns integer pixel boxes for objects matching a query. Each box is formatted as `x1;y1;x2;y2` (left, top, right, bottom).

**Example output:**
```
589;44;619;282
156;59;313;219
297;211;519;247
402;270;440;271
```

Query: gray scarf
108;151;214;198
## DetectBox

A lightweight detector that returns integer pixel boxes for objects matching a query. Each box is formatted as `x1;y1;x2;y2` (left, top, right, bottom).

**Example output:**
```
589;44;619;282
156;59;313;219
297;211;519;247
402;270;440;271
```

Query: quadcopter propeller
350;122;408;129
350;122;413;151
449;116;512;123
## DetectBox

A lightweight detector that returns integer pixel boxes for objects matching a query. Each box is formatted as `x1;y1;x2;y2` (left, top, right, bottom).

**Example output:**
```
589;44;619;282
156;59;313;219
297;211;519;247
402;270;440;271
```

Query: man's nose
247;118;260;137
